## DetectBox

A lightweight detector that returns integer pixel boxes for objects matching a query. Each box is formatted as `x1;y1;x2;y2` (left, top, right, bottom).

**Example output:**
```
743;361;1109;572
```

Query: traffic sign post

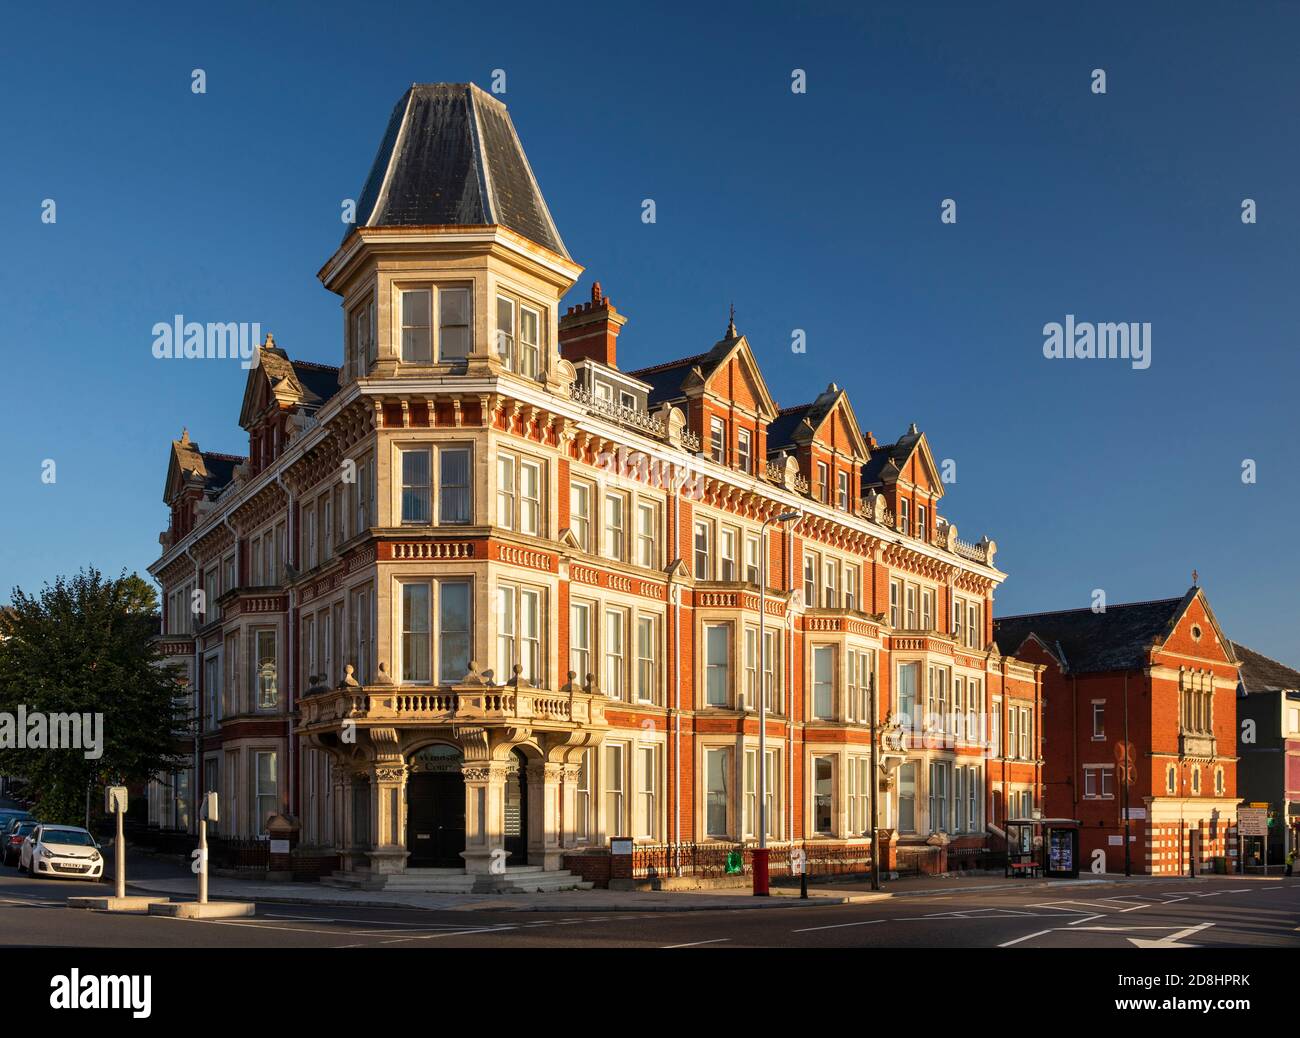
106;786;128;899
67;786;171;913
1238;807;1268;874
147;790;255;919
198;791;217;904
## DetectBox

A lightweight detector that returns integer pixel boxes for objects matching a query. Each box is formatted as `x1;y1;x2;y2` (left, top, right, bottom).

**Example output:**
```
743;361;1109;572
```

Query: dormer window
709;418;726;464
736;429;752;473
816;462;829;503
837;471;849;510
916;504;927;542
899;498;910;535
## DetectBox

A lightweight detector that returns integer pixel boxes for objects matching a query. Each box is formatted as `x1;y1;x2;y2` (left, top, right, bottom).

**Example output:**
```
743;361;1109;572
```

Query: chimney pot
559;279;627;369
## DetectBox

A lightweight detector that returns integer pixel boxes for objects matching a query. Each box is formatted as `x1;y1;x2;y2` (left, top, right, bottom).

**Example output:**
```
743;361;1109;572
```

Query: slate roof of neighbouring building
348;83;568;258
861;424;923;487
289;359;341;407
1232;642;1300;693
629;333;740;409
199;452;244;493
993;592;1194;674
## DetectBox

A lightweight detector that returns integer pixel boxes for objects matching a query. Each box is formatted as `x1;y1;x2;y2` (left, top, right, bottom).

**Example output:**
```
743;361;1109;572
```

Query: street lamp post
869;670;881;891
755;510;801;896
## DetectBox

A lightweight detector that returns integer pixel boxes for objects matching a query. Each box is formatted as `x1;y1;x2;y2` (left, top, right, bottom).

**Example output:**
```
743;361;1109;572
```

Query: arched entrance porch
405;745;465;868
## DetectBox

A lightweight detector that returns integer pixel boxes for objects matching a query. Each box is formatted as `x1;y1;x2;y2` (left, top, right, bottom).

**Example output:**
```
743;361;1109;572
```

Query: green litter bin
725;850;744;875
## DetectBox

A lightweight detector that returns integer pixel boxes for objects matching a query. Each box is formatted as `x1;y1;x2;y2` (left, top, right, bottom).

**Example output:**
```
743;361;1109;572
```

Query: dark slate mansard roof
993;592;1195;674
1232;642;1300;693
348;83;569;259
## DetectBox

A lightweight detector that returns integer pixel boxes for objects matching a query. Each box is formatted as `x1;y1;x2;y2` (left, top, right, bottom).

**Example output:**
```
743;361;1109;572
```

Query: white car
20;824;104;880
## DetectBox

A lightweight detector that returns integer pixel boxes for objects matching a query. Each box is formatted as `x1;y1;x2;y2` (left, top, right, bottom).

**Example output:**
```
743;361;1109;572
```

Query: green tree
0;568;187;826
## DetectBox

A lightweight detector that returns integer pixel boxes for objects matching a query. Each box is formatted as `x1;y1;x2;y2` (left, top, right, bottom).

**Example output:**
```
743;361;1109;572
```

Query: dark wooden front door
406;772;465;868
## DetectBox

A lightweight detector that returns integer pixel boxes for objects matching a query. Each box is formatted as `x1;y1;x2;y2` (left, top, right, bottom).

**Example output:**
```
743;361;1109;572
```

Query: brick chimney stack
559;281;628;368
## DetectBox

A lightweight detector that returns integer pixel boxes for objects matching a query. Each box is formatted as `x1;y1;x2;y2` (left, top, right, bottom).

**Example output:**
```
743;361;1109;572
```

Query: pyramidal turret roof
349;83;568;259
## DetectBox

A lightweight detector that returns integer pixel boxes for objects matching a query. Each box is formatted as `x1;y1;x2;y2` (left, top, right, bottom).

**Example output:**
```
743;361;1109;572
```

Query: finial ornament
1192;569;1199;587
727;303;737;338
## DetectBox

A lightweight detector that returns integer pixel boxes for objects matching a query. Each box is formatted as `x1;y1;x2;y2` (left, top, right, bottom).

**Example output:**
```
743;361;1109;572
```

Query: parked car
19;825;103;880
0;810;32;834
3;822;36;866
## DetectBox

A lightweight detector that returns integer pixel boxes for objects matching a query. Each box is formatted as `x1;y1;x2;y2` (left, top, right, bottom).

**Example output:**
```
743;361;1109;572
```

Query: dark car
4;821;36;866
0;810;32;835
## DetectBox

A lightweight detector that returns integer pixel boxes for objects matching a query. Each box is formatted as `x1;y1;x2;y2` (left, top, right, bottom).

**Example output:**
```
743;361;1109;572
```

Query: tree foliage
0;568;188;824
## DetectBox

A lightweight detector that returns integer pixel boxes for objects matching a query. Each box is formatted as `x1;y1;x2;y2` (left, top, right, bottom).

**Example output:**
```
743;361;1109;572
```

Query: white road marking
663;938;730;948
792;919;886;933
380;926;519;944
1068;914;1104;926
999;929;1052;947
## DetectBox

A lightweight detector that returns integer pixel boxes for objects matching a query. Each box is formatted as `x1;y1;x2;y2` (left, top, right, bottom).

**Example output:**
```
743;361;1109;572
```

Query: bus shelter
1004;817;1081;879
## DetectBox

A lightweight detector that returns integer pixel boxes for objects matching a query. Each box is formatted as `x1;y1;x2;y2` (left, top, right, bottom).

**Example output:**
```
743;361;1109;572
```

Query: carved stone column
561;762;583;849
365;761;410;875
526;762;565;870
461;761;509;875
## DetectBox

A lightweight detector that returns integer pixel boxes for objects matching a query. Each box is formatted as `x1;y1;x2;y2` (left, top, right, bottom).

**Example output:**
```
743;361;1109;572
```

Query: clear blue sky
1;1;1296;663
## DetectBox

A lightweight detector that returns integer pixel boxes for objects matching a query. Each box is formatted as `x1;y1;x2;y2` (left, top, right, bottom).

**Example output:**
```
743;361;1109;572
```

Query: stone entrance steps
323;865;592;894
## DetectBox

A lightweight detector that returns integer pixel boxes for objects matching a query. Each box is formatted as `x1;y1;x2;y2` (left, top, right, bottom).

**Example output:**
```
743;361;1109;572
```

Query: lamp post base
752;847;770;896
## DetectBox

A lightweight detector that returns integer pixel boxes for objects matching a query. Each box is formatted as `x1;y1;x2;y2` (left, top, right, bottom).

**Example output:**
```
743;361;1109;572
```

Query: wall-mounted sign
610;839;633;855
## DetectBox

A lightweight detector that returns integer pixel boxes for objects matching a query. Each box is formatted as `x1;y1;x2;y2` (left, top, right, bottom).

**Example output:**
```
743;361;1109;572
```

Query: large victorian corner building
995;588;1241;875
148;83;1044;887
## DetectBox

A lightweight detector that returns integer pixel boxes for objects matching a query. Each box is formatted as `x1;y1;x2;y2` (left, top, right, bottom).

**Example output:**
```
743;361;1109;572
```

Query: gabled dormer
318;83;583;394
860;422;945;541
161;429;244;549
237;335;338;476
630;318;779;476
766;382;869;512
